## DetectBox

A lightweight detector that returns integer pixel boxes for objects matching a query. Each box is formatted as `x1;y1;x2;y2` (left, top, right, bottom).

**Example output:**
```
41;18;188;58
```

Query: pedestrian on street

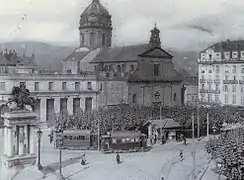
116;152;120;164
180;150;183;161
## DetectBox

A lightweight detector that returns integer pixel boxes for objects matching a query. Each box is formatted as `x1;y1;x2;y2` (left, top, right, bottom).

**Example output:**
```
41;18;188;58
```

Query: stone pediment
138;47;173;59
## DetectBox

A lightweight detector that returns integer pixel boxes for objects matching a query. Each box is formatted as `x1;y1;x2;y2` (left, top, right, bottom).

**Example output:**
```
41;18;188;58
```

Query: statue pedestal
1;110;38;174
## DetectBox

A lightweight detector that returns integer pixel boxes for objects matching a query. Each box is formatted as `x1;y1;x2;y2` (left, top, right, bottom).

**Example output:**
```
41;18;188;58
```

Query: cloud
0;0;244;50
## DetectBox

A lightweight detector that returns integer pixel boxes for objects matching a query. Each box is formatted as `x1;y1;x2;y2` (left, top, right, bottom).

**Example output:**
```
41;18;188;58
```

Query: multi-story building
198;40;244;106
0;50;99;124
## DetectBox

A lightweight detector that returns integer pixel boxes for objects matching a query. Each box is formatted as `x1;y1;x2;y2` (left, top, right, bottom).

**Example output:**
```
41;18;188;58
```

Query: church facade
63;0;185;108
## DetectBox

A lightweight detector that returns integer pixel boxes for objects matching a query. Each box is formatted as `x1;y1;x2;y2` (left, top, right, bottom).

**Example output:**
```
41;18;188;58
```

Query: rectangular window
225;76;228;80
225;95;229;103
200;94;204;101
233;85;236;92
60;98;68;112
224;85;228;92
48;82;53;91
153;64;160;76
216;84;219;91
241;85;244;93
208;84;212;90
207;94;212;103
242;68;244;74
0;82;6;91
87;82;92;90
215;53;221;60
241;97;244;105
215;95;219;102
85;97;92;111
232;95;236;104
62;82;67;91
75;82;80;91
34;82;39;91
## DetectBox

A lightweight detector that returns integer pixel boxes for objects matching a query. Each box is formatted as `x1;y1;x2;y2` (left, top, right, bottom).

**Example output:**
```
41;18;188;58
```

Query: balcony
200;79;206;83
223;80;239;84
214;79;220;84
207;79;213;83
199;89;220;94
239;80;244;84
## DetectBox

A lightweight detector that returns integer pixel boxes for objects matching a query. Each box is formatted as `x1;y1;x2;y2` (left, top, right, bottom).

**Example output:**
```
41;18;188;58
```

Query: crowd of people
52;105;244;135
205;129;244;180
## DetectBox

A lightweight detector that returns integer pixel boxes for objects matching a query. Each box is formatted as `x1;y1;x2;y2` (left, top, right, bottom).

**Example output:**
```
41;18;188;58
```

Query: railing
0;72;95;78
214;79;220;84
199;89;220;94
223;80;239;84
200;79;206;83
207;79;213;83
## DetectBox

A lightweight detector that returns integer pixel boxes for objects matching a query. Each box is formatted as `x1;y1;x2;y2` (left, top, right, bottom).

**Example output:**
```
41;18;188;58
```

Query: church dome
79;0;112;30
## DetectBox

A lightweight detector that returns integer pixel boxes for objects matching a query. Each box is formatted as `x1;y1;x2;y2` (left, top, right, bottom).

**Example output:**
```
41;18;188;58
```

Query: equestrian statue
6;84;36;111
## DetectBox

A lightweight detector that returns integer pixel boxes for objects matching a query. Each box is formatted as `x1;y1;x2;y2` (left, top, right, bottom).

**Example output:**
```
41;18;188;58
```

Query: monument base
1;154;37;169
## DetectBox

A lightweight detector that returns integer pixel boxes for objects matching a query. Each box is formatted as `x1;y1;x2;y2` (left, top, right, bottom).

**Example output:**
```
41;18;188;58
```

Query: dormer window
232;51;238;59
209;54;212;60
241;51;244;59
224;52;230;60
215;53;221;60
201;53;205;61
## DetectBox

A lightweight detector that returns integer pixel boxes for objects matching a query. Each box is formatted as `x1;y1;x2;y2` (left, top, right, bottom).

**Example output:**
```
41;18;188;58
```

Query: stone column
80;97;85;111
29;126;36;154
40;98;47;122
54;98;60;114
147;124;152;146
18;126;25;156
67;98;73;115
7;127;13;157
4;126;8;155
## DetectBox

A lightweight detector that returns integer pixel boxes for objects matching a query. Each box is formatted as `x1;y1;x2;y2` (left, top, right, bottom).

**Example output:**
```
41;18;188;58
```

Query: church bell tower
149;24;161;48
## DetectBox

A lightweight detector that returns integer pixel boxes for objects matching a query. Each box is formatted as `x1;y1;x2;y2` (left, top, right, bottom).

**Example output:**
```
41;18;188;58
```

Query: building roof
63;48;90;62
200;40;244;53
90;44;150;63
81;0;109;17
144;118;181;129
110;131;142;138
183;76;198;85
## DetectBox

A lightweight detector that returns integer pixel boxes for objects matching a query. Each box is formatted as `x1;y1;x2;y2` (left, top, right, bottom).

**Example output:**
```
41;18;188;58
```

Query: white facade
0;73;99;123
198;42;244;107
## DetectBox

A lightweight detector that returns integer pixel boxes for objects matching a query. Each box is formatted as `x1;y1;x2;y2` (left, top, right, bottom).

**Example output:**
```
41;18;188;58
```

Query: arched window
132;94;137;104
117;65;121;72
80;33;85;46
130;64;135;72
102;33;106;46
233;65;236;73
173;93;176;101
90;32;95;47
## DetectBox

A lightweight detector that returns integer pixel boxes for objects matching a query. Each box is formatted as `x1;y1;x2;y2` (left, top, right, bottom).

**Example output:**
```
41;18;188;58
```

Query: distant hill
0;41;198;76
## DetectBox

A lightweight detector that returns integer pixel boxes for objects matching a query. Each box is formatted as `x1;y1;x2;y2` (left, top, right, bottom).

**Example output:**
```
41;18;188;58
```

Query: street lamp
216;157;223;180
56;129;64;180
36;128;43;170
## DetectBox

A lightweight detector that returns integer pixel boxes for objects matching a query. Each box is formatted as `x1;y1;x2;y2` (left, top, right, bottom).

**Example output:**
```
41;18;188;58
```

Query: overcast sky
1;0;244;50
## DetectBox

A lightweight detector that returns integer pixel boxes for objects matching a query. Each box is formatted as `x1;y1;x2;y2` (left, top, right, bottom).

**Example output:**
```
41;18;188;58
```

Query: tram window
64;136;68;140
122;138;126;143
131;138;135;142
85;136;89;140
68;136;72;140
73;136;77;140
79;136;85;140
112;139;116;143
117;139;121;143
126;138;130;142
135;138;139;142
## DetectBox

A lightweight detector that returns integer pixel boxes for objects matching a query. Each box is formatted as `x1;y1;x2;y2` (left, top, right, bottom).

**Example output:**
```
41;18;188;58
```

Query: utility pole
197;105;200;138
192;114;196;180
96;92;100;151
207;112;209;140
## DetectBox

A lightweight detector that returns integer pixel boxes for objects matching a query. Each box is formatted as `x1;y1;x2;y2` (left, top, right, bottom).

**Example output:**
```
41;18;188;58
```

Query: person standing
116;152;120;164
